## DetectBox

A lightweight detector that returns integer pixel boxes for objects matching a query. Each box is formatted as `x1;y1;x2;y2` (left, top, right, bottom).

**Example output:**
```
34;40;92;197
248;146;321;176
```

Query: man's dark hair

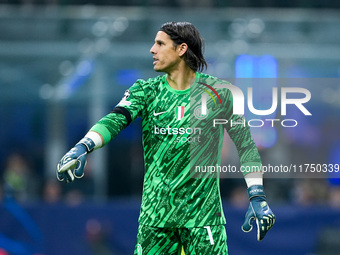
160;21;208;72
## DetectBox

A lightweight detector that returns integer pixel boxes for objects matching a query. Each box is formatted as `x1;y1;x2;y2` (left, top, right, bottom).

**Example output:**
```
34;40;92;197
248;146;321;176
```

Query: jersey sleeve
114;79;147;121
224;90;262;176
89;79;146;145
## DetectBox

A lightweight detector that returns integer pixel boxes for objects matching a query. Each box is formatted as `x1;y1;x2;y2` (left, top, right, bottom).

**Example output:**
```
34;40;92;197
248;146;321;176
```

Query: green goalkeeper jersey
90;72;261;228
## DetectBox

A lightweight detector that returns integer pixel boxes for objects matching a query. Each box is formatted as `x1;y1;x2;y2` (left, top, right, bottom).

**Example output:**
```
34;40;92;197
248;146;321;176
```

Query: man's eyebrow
155;39;165;44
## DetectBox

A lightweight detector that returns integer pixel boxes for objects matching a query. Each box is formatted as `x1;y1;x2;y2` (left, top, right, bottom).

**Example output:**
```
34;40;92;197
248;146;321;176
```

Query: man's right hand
56;137;95;183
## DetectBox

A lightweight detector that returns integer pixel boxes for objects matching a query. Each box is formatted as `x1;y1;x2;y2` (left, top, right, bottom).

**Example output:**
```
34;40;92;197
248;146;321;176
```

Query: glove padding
57;138;95;183
242;185;275;241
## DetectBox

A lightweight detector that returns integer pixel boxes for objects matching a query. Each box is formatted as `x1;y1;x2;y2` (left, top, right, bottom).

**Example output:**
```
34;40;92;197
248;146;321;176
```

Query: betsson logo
154;125;201;135
154;125;202;143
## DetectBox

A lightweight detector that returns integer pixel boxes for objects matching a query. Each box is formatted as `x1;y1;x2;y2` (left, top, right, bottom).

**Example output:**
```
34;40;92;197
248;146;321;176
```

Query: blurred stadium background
1;1;340;254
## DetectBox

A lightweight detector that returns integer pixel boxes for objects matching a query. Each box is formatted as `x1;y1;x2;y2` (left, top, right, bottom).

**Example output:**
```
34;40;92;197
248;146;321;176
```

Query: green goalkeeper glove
57;137;95;183
242;185;275;241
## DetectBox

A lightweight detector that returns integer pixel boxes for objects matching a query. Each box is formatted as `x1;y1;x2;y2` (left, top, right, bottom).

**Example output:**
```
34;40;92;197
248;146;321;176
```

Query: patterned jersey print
91;72;261;228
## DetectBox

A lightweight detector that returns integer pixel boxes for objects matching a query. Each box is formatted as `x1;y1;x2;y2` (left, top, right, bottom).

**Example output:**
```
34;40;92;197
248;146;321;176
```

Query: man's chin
153;67;163;72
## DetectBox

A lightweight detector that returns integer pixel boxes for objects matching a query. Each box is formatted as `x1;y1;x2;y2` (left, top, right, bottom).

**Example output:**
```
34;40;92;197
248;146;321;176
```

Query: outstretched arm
57;80;146;183
56;112;128;183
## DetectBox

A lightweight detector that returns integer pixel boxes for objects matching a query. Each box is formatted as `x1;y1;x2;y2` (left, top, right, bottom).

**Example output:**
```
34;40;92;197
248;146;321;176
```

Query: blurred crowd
0;152;95;206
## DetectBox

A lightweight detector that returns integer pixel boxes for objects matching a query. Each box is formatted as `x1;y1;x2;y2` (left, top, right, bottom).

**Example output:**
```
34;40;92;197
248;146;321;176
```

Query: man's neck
166;66;196;91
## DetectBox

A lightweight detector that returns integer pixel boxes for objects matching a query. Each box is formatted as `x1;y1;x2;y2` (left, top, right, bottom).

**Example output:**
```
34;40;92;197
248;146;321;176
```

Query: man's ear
177;43;188;57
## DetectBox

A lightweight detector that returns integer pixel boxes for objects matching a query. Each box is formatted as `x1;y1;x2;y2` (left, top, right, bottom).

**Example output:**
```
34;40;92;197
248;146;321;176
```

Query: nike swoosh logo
153;111;167;116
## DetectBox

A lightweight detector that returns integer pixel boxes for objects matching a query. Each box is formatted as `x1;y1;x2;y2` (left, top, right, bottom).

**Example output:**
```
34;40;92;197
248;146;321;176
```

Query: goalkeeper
57;21;275;255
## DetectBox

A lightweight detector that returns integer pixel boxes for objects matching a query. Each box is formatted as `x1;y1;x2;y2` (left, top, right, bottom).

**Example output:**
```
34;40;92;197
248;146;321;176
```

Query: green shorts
134;224;228;255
